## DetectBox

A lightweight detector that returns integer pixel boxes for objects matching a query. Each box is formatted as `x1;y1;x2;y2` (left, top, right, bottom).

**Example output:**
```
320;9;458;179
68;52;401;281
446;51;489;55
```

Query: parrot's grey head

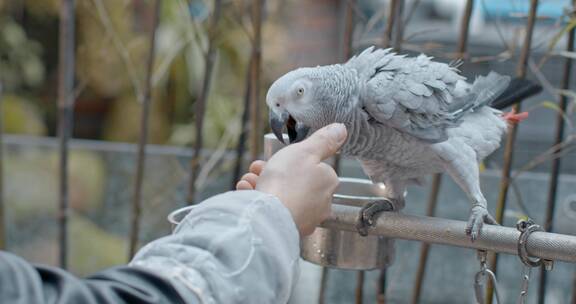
267;66;350;144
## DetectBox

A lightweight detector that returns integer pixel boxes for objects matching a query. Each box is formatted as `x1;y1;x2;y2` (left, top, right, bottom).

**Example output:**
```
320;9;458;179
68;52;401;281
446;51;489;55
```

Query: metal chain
472;219;557;304
517;265;532;304
474;250;502;304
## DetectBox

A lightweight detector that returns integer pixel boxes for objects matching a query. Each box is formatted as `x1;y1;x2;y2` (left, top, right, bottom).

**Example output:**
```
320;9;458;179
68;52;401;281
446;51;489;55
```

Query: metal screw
543;260;554;271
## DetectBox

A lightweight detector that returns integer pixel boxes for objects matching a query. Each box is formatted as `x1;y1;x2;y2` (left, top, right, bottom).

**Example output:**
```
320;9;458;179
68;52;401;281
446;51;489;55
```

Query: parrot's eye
297;87;304;96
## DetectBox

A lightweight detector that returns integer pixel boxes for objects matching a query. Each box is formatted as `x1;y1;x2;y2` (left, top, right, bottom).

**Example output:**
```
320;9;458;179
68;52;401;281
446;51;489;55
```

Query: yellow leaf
541;101;561;112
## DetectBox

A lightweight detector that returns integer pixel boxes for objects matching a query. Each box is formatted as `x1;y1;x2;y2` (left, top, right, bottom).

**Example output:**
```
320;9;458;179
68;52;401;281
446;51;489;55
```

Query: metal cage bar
0;82;4;250
128;0;161;259
379;1;405;302
187;0;224;204
57;0;76;270
382;0;400;49
249;0;264;162
539;1;576;302
319;1;357;302
487;0;539;301
411;1;474;302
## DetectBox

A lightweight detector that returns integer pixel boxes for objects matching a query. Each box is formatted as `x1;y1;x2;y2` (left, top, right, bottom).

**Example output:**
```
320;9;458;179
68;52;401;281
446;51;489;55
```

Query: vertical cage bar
392;0;404;52
456;0;474;60
376;269;386;303
332;0;354;176
187;0;224;204
410;174;442;304
318;265;329;304
540;1;576;302
341;0;355;60
57;0;76;269
572;273;576;304
379;1;404;302
355;270;365;304
486;0;539;302
0;83;4;250
231;56;254;189
128;0;161;259
382;0;399;48
411;1;473;302
249;0;264;162
319;1;355;302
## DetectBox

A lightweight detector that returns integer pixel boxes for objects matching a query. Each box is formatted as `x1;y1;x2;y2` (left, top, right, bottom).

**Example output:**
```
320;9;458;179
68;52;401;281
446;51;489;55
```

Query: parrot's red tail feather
502;110;529;124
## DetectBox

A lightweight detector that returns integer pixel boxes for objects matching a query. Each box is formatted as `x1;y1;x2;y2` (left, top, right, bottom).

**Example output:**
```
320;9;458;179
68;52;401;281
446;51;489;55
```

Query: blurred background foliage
0;0;279;147
0;0;301;274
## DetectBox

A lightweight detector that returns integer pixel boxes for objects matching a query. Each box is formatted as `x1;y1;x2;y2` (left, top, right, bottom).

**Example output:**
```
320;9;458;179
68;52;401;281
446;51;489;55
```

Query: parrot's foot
355;199;395;237
466;205;498;241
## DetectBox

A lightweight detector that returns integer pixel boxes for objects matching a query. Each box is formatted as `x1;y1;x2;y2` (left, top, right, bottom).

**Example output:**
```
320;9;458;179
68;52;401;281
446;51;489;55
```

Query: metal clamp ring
516;219;543;267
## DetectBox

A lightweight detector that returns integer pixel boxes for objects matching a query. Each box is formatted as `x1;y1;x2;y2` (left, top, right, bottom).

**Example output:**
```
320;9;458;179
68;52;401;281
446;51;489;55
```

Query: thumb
296;123;347;161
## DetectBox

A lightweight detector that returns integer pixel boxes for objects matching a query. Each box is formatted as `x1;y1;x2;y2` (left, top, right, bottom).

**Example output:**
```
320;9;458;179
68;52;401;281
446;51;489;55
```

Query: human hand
239;123;347;236
236;160;267;191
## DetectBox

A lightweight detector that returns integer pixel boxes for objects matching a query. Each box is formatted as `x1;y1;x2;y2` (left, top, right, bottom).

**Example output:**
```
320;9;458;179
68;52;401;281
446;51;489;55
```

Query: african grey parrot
266;46;541;240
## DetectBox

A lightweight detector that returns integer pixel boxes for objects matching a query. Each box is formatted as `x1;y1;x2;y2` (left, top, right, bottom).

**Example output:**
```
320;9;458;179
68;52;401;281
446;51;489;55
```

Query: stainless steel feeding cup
264;134;396;270
300;177;395;270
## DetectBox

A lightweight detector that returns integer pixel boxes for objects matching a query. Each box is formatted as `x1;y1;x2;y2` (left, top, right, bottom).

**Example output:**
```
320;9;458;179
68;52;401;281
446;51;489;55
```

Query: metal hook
516;219;542;267
515;219;554;304
474;250;502;304
516;219;554;269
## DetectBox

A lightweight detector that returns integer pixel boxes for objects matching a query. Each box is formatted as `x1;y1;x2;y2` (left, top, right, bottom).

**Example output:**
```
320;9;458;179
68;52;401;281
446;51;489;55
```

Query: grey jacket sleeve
130;190;301;304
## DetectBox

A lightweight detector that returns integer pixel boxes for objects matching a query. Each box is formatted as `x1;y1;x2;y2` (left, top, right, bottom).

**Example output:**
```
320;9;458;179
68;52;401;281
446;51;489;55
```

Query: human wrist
254;189;306;236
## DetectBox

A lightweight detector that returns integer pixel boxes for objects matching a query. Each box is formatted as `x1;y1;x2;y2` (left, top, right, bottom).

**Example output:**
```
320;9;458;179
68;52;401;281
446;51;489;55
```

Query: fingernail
326;123;347;143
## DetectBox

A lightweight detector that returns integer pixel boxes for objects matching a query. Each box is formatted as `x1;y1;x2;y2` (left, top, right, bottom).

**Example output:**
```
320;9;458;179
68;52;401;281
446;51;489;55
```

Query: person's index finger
297;123;347;161
249;160;267;175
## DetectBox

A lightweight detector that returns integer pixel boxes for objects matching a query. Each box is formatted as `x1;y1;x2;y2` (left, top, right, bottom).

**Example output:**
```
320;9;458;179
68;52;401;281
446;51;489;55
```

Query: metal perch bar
323;204;576;264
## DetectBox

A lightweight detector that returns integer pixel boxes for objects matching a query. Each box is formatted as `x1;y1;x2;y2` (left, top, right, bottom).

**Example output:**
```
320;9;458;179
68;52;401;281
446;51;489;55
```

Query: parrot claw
465;205;499;242
355;199;395;237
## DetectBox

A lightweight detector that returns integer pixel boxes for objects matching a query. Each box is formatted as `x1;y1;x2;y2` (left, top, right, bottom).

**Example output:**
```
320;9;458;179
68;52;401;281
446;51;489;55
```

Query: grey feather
375;102;396;119
406;80;432;96
381;56;405;71
450;72;511;117
424;79;447;90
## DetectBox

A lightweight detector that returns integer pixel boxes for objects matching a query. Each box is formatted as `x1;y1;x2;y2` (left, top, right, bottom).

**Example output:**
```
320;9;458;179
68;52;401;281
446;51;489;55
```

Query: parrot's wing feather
449;72;511;118
346;46;512;142
362;53;510;143
345;46;394;80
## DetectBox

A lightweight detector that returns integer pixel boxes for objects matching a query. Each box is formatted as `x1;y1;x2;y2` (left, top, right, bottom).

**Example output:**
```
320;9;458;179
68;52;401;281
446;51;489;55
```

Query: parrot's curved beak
269;110;310;144
270;110;288;144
